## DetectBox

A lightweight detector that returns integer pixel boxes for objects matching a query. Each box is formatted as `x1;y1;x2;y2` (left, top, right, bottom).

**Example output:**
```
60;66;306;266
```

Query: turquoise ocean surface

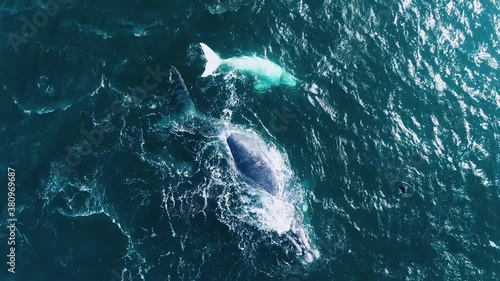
0;0;498;280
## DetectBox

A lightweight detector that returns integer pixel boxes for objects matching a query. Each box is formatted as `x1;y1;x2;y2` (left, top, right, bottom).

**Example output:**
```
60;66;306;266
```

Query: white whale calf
199;43;298;91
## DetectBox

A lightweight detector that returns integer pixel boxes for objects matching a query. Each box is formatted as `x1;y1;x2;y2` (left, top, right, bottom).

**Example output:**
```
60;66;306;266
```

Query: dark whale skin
226;133;279;195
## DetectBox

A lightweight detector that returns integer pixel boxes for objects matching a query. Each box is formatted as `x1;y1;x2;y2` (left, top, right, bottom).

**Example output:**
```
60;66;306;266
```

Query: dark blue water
0;0;499;280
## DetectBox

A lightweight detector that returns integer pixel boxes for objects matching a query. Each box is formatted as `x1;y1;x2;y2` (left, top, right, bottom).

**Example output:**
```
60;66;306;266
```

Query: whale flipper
200;43;223;77
170;66;196;119
254;81;271;92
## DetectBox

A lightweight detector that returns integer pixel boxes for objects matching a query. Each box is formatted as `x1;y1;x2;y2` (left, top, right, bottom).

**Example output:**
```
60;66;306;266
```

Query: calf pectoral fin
253;81;271;92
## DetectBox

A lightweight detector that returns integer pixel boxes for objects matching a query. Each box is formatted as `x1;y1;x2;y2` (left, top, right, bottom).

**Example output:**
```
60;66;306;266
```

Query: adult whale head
287;213;320;263
169;66;318;263
199;43;298;91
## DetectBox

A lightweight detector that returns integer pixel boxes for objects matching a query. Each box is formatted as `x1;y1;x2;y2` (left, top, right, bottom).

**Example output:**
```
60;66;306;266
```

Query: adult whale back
169;66;319;263
170;66;279;195
226;132;279;195
199;43;298;91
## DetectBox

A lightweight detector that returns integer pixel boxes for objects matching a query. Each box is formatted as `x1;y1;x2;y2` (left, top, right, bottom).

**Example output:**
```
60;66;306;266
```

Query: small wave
206;0;251;15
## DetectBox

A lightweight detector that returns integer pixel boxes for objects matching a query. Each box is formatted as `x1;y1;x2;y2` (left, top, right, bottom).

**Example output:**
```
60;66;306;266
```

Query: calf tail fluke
200;43;222;77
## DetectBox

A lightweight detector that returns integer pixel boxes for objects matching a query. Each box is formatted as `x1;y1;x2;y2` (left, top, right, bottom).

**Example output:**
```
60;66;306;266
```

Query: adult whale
199;43;298;91
169;66;318;263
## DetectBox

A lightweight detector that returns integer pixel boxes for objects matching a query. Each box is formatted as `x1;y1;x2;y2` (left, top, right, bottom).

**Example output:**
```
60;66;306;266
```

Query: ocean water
0;0;499;280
